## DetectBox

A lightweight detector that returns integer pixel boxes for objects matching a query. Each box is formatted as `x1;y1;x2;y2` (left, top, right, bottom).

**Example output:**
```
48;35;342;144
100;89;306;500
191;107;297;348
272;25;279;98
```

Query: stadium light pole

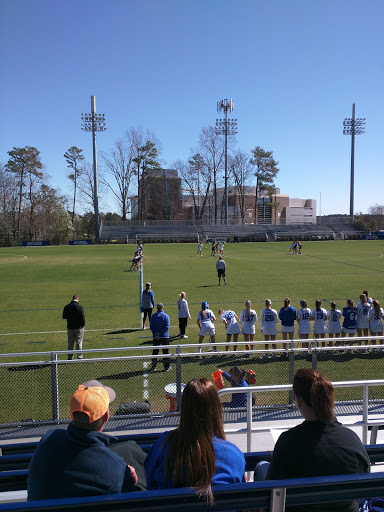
343;103;365;219
81;96;106;243
215;99;237;225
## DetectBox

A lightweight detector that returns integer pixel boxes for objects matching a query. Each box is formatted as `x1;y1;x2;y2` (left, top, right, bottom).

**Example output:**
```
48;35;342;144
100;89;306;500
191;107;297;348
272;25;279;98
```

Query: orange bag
212;370;225;389
245;369;257;385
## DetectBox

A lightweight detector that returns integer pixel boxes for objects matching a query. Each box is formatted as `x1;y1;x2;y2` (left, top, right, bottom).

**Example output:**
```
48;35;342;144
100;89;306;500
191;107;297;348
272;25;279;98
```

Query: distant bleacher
100;220;365;243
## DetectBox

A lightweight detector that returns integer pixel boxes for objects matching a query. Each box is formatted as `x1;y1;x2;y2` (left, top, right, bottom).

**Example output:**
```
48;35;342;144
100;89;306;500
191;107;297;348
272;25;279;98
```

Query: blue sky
1;0;383;216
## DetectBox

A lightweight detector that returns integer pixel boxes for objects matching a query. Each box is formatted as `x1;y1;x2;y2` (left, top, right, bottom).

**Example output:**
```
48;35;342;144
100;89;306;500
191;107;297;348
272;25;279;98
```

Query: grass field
0;240;383;353
0;240;383;423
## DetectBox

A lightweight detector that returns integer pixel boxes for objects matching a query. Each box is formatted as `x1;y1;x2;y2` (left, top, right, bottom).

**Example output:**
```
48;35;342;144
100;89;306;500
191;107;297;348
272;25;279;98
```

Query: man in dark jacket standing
150;303;171;372
62;294;85;360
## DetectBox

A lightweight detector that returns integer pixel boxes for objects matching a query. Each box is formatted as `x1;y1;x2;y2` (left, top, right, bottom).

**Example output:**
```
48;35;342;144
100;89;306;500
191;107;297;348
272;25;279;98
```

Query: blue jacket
27;423;135;500
150;310;170;338
222;371;249;408
145;431;246;489
279;306;297;326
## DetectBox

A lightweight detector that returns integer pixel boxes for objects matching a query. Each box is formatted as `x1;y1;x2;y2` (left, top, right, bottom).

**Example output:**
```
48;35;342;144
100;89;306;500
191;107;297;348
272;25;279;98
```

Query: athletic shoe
182;335;188;339
165;366;172;372
142;326;146;330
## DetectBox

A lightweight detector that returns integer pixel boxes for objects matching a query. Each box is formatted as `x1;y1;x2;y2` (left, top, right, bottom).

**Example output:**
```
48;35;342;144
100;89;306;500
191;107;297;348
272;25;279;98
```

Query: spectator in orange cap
28;380;140;500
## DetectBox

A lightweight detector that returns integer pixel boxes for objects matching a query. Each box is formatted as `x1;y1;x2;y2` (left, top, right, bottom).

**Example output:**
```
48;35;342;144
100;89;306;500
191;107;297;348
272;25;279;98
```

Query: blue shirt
145;431;246;490
150;310;170;338
27;423;135;500
342;306;357;329
279;306;297;326
222;371;249;407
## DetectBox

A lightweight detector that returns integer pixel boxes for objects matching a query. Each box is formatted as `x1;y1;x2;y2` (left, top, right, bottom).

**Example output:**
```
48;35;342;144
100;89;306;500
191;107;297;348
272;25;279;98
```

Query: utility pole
81;96;106;243
215;99;237;225
343;104;365;218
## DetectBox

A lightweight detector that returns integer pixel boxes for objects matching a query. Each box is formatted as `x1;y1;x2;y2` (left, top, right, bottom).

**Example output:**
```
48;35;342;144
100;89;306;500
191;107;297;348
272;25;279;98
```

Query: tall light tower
343;103;365;218
81;96;106;243
215;99;237;225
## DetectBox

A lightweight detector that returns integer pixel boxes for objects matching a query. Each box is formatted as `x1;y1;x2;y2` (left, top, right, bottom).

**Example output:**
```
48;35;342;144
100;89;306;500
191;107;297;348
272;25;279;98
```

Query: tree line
1;125;281;245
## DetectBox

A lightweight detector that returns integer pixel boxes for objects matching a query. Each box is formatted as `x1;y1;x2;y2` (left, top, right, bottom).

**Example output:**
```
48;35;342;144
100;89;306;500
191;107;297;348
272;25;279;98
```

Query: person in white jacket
177;291;191;339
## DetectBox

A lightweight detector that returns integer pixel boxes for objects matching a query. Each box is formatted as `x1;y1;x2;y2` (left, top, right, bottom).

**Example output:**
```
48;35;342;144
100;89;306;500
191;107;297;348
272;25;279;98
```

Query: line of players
196;292;384;357
288;241;302;254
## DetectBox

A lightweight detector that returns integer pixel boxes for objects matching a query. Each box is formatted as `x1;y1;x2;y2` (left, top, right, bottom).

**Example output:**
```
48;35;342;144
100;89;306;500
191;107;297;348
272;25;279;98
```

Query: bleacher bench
0;472;384;512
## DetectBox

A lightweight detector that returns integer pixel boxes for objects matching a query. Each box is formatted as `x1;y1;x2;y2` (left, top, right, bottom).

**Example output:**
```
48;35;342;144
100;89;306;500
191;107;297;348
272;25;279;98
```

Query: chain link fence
1;337;383;426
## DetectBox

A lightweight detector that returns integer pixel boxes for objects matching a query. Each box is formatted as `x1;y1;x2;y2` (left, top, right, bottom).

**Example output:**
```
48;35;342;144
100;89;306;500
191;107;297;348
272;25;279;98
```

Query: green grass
0;241;383;423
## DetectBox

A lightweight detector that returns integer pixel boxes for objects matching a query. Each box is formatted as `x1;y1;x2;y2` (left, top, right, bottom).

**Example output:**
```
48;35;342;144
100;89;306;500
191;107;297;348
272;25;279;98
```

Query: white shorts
200;326;215;337
281;325;295;333
298;325;311;335
242;326;256;335
227;325;240;335
262;326;277;336
342;327;356;334
328;325;341;334
313;326;327;335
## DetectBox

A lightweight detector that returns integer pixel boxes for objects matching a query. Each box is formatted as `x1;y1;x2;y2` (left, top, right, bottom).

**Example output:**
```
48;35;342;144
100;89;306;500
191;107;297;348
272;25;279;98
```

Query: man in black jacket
62;294;86;360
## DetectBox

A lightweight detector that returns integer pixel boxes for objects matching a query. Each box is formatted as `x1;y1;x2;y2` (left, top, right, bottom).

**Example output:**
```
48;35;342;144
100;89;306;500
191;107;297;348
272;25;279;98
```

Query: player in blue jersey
279;298;296;350
296;300;311;350
260;299;279;358
311;300;328;347
239;300;257;351
341;298;357;346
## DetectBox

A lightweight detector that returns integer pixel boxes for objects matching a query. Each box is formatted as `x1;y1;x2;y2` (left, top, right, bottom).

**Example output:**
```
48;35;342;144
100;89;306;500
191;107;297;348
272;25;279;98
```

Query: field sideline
0;240;383;356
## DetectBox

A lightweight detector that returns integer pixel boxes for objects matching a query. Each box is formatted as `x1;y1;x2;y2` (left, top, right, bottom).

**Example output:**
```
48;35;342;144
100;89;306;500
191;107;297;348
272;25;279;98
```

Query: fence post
312;339;318;370
176;346;182;411
362;384;368;444
50;352;59;423
288;342;294;404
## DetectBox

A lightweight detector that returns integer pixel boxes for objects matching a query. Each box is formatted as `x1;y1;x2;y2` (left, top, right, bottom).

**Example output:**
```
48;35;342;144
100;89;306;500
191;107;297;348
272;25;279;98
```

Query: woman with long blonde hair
239;300;257;351
145;378;245;501
260;299;279;358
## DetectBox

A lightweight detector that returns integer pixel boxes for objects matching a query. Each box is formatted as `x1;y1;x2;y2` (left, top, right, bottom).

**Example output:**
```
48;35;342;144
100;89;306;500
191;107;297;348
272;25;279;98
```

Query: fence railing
0;337;383;427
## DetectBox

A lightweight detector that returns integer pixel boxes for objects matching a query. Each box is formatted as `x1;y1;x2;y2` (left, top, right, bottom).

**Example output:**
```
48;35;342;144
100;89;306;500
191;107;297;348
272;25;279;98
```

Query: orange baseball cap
70;380;116;423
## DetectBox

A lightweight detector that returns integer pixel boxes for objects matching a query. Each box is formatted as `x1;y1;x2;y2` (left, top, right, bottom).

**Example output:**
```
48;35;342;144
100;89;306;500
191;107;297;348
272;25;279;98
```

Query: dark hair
360;293;367;304
293;369;334;423
72;411;104;431
331;301;337;310
316;299;321;311
284;297;291;309
300;299;307;308
164;378;225;501
347;298;354;308
229;366;244;379
72;294;79;301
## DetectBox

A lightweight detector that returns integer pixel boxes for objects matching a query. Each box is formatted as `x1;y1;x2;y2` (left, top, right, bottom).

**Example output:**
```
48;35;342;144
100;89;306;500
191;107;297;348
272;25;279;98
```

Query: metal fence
1;337;383;427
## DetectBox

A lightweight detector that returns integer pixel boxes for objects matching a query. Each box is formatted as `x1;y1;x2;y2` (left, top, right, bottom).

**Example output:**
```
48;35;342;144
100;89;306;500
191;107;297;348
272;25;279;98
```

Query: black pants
151;338;170;370
179;317;188;336
109;440;147;490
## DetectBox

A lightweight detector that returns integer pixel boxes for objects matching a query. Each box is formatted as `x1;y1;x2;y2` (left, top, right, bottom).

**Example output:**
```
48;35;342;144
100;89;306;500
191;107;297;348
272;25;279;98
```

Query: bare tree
99;139;134;220
173;155;212;221
368;204;384;230
228;151;253;223
195;126;225;224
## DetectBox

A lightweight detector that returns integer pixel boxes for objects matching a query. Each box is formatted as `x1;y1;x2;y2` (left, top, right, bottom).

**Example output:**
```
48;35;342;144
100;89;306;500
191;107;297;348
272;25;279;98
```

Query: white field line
0;255;28;264
0;326;188;336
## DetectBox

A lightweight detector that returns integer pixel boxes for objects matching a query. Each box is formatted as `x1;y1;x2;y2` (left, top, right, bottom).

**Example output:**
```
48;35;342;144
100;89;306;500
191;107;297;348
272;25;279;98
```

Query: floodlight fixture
80;95;107;243
215;98;237;225
343;103;365;218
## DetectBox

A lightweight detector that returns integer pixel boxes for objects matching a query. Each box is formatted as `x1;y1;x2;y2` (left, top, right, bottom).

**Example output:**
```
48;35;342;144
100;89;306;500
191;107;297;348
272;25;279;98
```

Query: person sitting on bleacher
144;378;246;503
256;368;370;512
27;380;138;500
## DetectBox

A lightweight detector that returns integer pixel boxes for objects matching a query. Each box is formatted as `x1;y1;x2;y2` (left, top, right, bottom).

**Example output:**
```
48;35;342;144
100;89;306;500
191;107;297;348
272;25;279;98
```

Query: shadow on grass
104;329;142;335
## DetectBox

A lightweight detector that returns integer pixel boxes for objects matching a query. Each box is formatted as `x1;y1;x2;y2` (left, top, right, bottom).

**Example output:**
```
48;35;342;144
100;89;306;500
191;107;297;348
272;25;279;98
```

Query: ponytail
284;297;290;309
265;299;271;308
245;300;252;315
316;299;321;312
331;302;336;311
293;369;334;424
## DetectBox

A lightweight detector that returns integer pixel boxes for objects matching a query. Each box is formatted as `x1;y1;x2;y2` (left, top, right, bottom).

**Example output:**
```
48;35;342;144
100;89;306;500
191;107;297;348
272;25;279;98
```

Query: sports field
1;240;384;423
0;240;383;355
